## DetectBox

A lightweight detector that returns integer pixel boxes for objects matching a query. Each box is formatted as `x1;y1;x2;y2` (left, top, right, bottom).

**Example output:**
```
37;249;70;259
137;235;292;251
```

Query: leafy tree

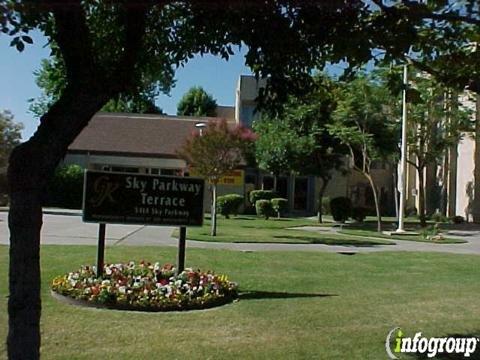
177;86;217;117
0;110;23;169
254;76;345;222
177;120;255;236
405;73;472;227
2;1;479;358
329;75;398;232
29;57;167;117
0;110;23;197
253;114;312;190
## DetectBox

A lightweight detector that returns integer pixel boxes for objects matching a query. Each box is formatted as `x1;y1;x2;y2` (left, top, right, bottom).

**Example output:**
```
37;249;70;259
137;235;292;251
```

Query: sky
0;30;253;140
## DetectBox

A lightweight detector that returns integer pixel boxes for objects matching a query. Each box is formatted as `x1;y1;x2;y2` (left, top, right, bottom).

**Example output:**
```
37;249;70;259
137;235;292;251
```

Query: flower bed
51;261;238;311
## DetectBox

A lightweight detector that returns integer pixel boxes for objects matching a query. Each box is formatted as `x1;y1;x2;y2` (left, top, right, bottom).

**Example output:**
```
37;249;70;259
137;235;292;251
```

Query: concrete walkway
2;210;480;255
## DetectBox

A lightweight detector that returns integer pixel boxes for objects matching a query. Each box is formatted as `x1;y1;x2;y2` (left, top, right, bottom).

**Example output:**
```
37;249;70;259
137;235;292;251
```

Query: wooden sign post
96;223;106;278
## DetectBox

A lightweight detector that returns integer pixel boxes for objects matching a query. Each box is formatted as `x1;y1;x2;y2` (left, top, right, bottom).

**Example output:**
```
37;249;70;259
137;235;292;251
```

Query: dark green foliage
330;197;352;223
450;215;465;224
216;194;244;219
255;200;273;220
271;198;288;218
249;190;277;205
177;86;217;117
351;207;368;223
321;196;331;215
45;165;84;209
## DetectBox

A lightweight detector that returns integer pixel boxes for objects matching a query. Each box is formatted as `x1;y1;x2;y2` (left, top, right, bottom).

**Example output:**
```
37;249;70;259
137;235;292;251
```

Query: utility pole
396;64;409;233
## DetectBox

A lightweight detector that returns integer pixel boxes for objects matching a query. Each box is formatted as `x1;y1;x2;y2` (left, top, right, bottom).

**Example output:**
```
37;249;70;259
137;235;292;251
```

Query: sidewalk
2;210;480;255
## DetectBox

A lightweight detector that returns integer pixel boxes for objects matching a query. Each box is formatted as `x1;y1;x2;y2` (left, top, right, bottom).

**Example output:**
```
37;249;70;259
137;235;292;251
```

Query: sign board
190;168;244;186
83;170;205;226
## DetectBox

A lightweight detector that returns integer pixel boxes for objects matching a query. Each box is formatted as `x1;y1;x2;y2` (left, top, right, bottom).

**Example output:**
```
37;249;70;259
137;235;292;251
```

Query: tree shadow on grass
272;235;392;247
406;332;480;360
239;291;338;301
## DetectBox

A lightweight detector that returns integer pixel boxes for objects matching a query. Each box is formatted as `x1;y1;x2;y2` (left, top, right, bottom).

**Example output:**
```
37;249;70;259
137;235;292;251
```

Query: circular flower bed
51;261;238;311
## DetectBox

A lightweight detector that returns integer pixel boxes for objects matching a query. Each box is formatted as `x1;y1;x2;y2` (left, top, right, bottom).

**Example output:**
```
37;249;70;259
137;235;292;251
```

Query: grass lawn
174;215;465;245
1;245;480;359
174;216;393;246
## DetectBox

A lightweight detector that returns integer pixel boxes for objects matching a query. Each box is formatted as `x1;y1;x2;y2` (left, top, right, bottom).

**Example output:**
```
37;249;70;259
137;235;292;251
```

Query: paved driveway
2;211;480;255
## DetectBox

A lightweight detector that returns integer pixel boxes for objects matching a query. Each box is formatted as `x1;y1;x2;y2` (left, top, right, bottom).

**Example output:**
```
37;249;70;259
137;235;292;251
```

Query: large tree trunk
211;183;217;236
417;167;427;227
365;173;382;232
7;189;43;360
317;178;329;223
7;88;111;359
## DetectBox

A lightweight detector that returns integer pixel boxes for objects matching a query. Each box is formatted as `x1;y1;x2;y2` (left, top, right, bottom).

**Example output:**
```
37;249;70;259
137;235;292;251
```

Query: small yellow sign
190;169;244;186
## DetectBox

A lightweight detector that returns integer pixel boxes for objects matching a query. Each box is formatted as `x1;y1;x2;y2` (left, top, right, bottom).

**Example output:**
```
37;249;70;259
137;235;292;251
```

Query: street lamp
195;122;207;136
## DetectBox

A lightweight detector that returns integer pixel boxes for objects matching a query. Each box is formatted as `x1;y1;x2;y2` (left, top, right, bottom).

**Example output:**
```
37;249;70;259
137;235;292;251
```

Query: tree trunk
7;86;111;359
317;178;329;223
365;173;382;232
273;174;277;192
7;189;43;360
418;167;427;227
211;183;217;236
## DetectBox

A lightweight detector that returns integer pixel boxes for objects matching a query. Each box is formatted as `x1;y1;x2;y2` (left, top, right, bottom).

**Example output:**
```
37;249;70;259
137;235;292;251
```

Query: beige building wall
455;133;475;220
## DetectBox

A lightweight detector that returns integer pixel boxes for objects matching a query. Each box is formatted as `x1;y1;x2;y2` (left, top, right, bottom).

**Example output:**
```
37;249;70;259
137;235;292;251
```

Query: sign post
96;223;106;278
177;227;186;275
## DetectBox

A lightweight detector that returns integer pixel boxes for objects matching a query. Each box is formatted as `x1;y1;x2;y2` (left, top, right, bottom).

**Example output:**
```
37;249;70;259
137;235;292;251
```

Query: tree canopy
177;119;255;236
177;86;217;117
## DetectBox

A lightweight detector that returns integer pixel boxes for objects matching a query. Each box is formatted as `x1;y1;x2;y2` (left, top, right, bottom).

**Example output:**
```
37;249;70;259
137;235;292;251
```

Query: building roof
215;105;235;121
68;112;225;158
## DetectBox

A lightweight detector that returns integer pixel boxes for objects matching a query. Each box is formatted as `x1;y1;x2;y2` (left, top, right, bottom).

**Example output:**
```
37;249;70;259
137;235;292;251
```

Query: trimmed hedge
216;194;244;219
351;207;368;223
271;198;288;218
249;190;277;205
255;199;274;220
330;197;351;223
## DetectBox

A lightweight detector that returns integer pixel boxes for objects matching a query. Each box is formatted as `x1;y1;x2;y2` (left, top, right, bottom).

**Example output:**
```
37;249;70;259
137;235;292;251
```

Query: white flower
105;268;112;276
101;280;110;286
119;286;126;294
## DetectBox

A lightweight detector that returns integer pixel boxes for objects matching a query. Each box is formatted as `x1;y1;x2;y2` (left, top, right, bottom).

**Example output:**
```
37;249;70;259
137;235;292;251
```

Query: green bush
450;215;465;224
45;165;84;209
255;199;274;220
321;196;331;215
271;198;288;218
216;194;244;219
249;190;277;205
351;207;368;223
330;197;351;223
431;210;448;223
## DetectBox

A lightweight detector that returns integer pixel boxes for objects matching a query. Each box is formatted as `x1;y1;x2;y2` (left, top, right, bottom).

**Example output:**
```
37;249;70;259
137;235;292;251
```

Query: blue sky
0;30;253;140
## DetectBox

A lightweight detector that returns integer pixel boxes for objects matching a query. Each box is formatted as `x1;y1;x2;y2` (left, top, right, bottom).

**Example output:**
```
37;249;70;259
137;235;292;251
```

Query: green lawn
175;215;465;245
174;216;393;246
1;245;479;359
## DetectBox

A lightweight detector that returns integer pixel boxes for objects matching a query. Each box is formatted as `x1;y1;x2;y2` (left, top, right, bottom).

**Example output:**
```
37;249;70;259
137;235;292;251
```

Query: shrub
431;210;448;223
321;196;331;215
450;215;465;224
249;190;277;205
406;206;417;217
45;165;84;209
216;194;244;219
255;199;274;220
351;207;368;223
330;197;351;223
271;198;288;218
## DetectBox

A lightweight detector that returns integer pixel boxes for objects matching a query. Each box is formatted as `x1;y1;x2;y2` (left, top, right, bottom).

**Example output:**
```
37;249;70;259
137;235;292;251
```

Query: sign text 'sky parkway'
83;170;205;226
